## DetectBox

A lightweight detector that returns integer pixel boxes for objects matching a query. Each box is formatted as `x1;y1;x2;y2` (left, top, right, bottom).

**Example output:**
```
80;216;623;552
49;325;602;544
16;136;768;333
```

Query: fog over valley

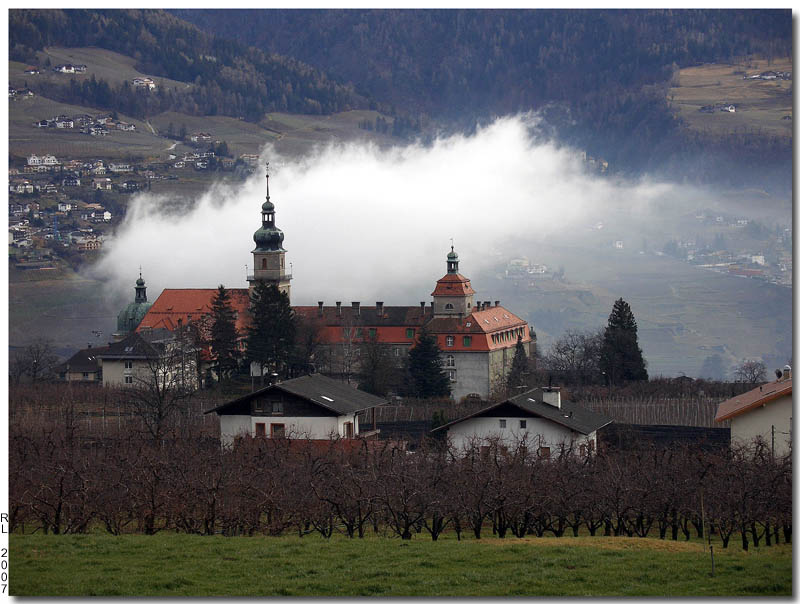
88;114;791;377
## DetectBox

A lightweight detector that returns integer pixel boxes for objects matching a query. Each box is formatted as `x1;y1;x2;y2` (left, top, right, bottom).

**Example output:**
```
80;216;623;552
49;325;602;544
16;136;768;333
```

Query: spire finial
265;162;270;202
450;237;454;253
139;265;142;279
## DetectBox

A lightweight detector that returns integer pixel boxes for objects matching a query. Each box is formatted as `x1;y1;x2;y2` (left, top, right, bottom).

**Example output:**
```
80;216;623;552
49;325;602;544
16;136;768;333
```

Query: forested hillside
173;9;792;187
9;9;368;121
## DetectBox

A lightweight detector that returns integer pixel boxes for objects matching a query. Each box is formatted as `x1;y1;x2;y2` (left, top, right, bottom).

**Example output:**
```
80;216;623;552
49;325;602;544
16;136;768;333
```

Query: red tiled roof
715;378;792;422
431;273;476;296
137;288;251;333
293;304;530;352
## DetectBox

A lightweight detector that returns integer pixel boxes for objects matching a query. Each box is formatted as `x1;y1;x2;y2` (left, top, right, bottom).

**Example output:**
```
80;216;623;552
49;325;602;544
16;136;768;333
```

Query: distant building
55;346;107;382
132;77;156;90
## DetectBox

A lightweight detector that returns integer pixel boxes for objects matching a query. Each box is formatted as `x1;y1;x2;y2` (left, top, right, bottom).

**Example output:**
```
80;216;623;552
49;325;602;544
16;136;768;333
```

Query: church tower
431;245;475;317
248;164;292;300
113;270;153;340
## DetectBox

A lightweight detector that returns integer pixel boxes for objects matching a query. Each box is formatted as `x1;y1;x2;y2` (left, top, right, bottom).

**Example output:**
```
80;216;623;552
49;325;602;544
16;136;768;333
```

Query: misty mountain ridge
9;9;792;192
172;8;791;192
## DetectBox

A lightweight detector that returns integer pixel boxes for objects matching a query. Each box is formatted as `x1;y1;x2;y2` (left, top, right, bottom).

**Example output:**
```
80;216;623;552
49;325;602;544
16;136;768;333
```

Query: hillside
173;9;792;189
9;9;369;122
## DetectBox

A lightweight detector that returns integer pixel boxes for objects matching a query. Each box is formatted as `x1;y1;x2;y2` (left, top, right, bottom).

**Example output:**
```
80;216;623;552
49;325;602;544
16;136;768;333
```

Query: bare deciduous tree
733;360;767;384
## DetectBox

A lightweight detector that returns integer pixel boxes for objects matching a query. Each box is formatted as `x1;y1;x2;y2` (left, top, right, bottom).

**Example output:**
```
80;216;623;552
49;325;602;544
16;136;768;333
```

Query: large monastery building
130;169;535;400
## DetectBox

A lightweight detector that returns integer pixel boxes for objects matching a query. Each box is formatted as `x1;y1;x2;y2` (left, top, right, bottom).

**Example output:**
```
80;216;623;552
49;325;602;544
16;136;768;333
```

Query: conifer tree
600;298;648;385
506;335;529;393
209;284;239;383
246;282;295;384
407;326;451;399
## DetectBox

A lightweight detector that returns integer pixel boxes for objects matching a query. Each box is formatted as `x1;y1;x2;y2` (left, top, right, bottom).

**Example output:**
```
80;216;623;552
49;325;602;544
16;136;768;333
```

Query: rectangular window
462;336;472;347
271;401;283;415
580;444;587;457
255;422;266;437
520;420;527;429
83;372;89;379
448;370;456;382
499;419;506;429
446;335;454;347
344;421;354;439
356;328;363;338
538;446;551;459
124;375;133;384
369;328;377;338
406;328;415;338
124;360;133;369
394;348;400;357
271;423;286;438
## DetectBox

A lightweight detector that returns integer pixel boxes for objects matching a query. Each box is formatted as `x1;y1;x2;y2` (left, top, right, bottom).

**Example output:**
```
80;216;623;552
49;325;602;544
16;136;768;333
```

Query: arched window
445;303;454;310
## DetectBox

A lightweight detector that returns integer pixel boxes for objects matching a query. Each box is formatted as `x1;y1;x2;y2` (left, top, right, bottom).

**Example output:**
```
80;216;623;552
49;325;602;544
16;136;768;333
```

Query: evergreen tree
246;282;295;384
407;326;451;399
209;284;239;384
600;298;648;385
506;335;529;393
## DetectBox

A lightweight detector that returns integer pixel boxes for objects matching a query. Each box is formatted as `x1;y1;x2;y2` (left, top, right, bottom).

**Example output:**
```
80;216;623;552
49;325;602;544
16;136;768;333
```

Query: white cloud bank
91;114;681;305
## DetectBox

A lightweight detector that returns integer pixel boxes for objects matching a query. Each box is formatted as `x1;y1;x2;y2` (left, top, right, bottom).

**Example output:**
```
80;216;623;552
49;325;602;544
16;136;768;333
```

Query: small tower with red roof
431;245;476;318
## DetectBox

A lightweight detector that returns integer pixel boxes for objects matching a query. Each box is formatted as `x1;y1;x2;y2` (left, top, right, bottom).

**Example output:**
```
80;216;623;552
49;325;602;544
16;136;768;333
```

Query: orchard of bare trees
9;390;790;550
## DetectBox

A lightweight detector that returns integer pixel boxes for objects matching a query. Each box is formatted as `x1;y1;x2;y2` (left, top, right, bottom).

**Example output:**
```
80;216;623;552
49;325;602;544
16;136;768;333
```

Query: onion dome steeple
134;269;147;303
447;244;459;274
253;164;285;252
114;269;153;340
248;163;292;300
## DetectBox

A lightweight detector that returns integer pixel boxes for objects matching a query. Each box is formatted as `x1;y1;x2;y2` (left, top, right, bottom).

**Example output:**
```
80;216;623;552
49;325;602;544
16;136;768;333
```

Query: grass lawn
10;533;791;597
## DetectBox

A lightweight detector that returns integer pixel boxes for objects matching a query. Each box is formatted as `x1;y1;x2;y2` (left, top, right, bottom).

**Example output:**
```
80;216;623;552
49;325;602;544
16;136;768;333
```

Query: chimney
336;301;342;316
317;301;324;316
484;300;491;310
376;301;384;317
420;301;426;312
495;300;500;307
352;301;360;316
542;387;561;409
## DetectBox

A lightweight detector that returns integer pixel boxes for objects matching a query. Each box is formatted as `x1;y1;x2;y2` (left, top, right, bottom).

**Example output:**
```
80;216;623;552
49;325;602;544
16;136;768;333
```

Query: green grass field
9;533;791;597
